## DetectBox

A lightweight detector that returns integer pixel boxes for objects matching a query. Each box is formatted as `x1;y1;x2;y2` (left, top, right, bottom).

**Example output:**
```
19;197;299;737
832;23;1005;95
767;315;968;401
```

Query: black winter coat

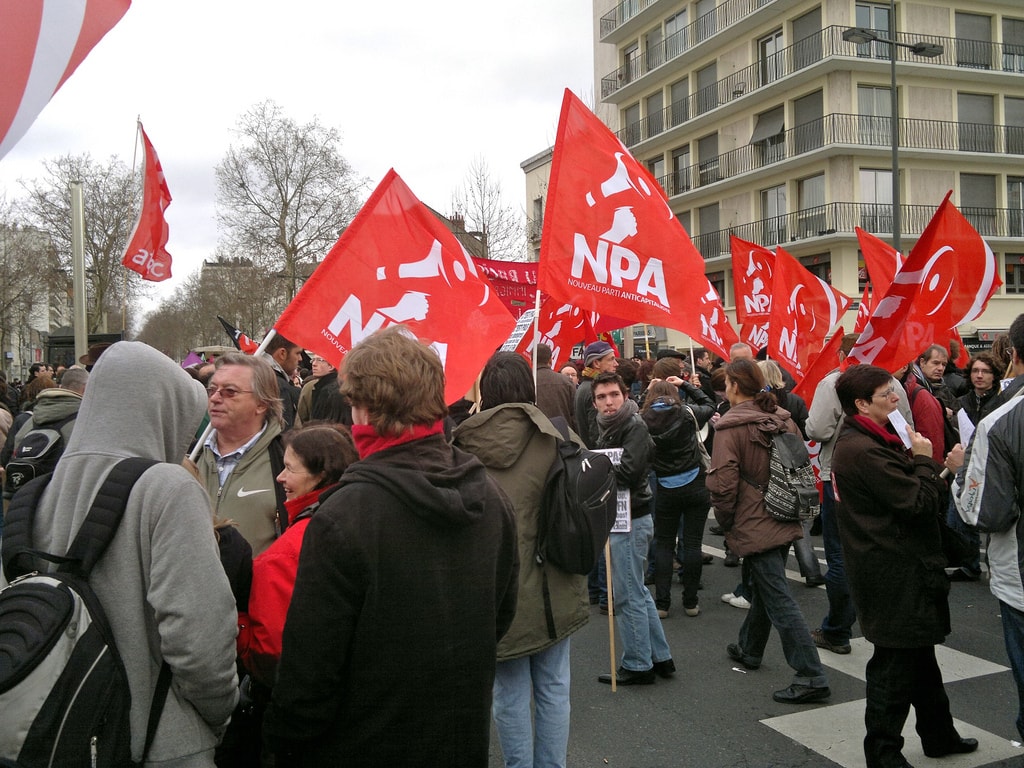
831;416;950;648
642;389;714;478
596;412;654;516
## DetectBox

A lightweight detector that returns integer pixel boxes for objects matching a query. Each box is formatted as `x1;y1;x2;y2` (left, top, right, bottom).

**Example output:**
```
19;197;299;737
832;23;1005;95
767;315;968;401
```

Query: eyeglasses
310;357;328;365
871;386;896;399
207;384;253;399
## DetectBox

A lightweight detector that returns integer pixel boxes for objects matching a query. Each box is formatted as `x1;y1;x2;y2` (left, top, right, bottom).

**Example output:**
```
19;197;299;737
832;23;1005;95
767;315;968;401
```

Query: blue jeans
1000;601;1024;741
609;513;672;671
790;519;823;579
737;547;828;688
654;478;709;610
820;481;857;643
946;497;981;576
492;639;572;768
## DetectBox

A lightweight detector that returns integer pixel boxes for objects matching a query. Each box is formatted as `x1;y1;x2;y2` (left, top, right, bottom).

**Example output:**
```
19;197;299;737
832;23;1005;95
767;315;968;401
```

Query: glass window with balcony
860;169;893;233
697;133;719;187
647;156;666;194
1006;254;1024;294
792;7;823;69
623;42;641;85
956;12;993;70
855;3;891;59
677;210;691;235
672;146;691;196
1008;98;1024;155
798;174;826;238
961;173;997;235
669;78;689;128
793;90;824;153
760;184;788;246
759;30;784;86
697;203;721;259
646;25;664;72
665;10;688;60
694;0;716;46
958;93;995;152
695;63;718;117
646;91;664;139
624;102;641;147
1005;18;1024;73
857;86;891;147
1009;177;1024;237
750;106;785;166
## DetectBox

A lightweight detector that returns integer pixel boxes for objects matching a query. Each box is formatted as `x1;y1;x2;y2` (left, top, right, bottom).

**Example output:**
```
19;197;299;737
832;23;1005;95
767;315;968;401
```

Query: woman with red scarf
831;364;977;768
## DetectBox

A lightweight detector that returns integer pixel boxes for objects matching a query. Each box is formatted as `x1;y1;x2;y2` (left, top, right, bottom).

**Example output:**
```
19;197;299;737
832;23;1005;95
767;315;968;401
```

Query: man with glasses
295;353;351;427
196;352;286;556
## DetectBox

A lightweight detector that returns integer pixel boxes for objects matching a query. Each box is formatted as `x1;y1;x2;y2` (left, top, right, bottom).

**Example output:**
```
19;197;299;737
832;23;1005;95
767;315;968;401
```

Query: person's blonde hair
214;352;284;427
758;359;786;390
340;326;447;436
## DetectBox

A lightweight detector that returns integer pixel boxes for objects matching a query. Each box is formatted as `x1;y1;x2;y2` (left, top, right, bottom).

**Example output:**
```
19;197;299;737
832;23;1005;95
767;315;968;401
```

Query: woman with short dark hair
832;364;977;767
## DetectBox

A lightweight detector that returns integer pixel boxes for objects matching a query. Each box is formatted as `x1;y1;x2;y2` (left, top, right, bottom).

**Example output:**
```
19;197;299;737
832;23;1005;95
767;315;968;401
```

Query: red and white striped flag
0;0;130;160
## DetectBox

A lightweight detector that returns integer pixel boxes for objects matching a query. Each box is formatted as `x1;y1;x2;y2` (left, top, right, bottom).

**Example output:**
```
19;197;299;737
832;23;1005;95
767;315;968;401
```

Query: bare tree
450;156;526;261
215;101;366;300
18;153;144;333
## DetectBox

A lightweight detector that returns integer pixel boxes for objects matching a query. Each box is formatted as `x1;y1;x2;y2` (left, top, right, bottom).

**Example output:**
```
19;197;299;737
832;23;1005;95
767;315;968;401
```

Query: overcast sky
0;0;595;306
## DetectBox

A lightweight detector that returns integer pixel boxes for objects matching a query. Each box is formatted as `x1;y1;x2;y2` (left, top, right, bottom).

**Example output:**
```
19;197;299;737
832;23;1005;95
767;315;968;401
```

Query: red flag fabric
730;235;775;325
121;123;172;282
0;0;130;160
853;285;872;335
273;170;516;405
767;247;851;379
513;297;595;366
855;227;904;293
472;258;537;319
848;191;1002;370
538;89;737;361
790;331;845;406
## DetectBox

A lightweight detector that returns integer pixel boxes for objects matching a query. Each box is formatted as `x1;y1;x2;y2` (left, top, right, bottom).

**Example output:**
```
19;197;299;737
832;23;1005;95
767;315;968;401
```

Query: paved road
490;525;1024;768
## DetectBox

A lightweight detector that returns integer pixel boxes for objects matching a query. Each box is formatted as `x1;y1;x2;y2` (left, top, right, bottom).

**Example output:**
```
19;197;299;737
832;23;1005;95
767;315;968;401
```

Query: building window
669;78;689;127
860;169;893;232
961;173;997;235
671;146;691;195
855;3;891;58
1009;177;1024;237
665;10;688;59
798;174;826;237
1006;254;1024;294
696;203;721;259
761;184;787;245
647;156;665;190
622;42;640;84
708;270;726;306
800;254;832;283
1005;18;1024;73
529;197;544;242
958;92;995;152
646;92;664;138
956;12;993;70
750;106;785;165
623;102;641;146
697;134;719;186
858;85;891;146
759;29;784;86
646;25;663;71
1007;97;1024;154
695;63;718;117
676;209;691;235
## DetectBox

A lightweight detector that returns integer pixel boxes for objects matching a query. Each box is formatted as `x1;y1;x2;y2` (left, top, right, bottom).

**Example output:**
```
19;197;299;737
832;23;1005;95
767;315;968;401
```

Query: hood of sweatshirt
339;433;499;530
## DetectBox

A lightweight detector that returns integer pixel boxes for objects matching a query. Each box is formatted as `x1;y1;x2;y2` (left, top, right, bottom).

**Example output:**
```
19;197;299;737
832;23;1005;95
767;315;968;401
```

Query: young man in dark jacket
265;326;519;768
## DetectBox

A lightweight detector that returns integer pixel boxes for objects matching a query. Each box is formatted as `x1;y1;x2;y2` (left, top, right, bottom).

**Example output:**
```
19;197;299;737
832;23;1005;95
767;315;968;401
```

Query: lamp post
843;5;943;254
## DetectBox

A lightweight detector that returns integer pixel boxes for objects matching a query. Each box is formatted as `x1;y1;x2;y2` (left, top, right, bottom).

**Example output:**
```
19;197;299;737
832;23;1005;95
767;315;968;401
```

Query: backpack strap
64;457;159;576
539;415;571;640
1;472;53;580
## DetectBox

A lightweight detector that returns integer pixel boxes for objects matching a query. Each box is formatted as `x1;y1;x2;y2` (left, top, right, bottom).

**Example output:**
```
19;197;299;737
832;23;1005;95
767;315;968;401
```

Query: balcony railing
691;203;1024;259
608;26;1024;137
599;0;661;38
527;218;543;243
649;114;1024;196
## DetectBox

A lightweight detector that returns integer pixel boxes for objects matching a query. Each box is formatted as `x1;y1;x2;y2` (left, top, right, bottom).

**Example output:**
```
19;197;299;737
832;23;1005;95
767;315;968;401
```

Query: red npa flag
848;191;1001;370
539;89;737;361
1;0;130;160
121;123;172;282
767;247;851;379
791;331;845;406
853;284;872;335
855;227;904;294
730;235;775;325
274;170;516;404
514;297;595;366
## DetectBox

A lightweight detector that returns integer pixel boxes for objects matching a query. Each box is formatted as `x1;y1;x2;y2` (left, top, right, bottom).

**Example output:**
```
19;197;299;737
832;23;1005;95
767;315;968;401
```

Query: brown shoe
811;628;851;655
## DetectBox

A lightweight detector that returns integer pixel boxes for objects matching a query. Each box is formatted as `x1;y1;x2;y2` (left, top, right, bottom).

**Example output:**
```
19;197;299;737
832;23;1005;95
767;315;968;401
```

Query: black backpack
536;418;617;576
2;413;76;500
742;432;821;523
0;458;170;768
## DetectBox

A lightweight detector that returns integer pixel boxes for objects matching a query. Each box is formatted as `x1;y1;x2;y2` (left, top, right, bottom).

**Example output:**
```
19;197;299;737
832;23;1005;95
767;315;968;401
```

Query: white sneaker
728;595;751;610
721;592;735;604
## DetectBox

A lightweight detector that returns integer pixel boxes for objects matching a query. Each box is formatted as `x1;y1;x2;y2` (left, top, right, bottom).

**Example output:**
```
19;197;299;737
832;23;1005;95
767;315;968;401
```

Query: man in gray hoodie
0;341;239;766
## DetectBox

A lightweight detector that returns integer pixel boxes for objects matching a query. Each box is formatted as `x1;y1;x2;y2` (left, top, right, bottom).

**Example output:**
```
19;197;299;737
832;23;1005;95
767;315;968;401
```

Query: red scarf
852;414;906;450
284;487;323;526
351;420;445;459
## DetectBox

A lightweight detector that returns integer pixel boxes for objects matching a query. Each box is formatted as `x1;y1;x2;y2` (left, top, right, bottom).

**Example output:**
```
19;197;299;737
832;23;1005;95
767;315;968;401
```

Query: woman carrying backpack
641;378;714;618
706;359;830;704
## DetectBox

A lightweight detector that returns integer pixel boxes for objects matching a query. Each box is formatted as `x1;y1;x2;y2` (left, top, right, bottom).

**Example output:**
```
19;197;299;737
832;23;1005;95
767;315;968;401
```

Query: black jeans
864;645;960;767
653;477;709;610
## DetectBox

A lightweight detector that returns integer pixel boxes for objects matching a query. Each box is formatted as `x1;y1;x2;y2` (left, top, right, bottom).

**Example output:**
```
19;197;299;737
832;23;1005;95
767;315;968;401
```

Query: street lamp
843;10;943;254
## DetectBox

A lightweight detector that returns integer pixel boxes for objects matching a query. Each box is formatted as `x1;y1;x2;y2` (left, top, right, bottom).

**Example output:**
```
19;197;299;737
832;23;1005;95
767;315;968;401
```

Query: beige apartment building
525;0;1024;358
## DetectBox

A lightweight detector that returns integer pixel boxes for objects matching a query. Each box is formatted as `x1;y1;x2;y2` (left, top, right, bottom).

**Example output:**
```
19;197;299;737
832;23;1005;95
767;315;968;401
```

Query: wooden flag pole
532;290;541;390
605;540;616;692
